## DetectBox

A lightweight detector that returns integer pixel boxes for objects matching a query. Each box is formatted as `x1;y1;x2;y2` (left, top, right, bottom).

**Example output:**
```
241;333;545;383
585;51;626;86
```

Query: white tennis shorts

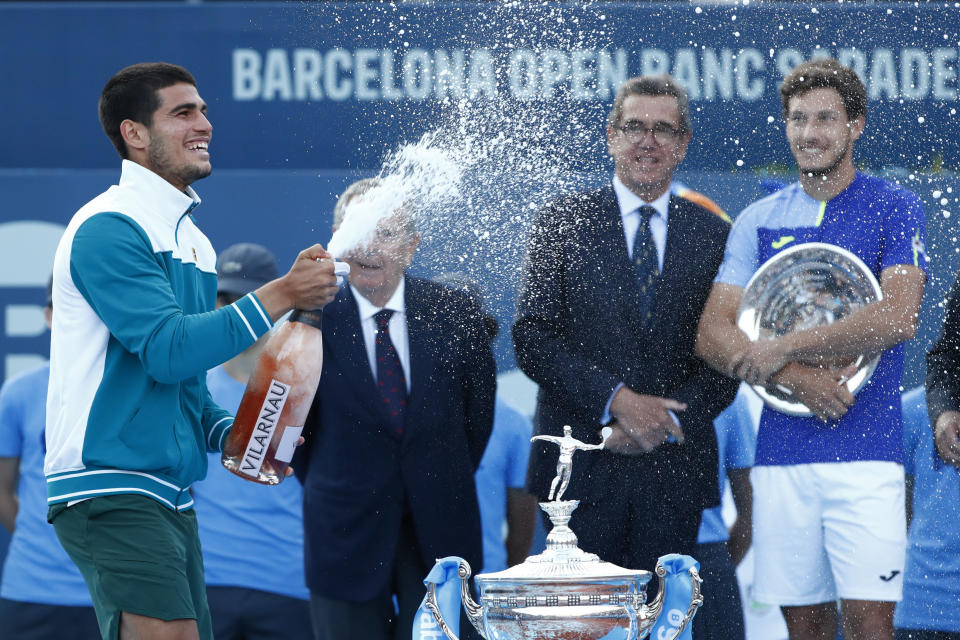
751;461;906;606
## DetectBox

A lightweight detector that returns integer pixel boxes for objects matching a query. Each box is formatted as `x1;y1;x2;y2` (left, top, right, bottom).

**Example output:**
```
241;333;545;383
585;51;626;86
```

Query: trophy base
527;499;600;566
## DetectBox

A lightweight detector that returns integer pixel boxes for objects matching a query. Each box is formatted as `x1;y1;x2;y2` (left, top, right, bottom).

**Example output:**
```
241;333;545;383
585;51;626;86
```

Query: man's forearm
671;363;740;430
780;265;924;361
696;282;754;377
695;316;752;377
702;301;911;377
506;489;538;567
779;300;917;362
0;495;15;532
0;458;18;532
514;320;621;420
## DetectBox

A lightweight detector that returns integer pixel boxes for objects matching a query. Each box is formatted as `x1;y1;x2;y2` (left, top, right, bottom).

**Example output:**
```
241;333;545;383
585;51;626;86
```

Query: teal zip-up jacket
45;161;274;511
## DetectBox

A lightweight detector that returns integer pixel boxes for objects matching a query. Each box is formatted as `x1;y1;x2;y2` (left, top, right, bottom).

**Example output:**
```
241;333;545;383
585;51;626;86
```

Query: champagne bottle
221;308;324;485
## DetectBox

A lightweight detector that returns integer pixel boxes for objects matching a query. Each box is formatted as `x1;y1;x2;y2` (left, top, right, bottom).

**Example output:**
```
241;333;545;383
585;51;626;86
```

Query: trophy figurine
423;426;703;640
534;424;606;501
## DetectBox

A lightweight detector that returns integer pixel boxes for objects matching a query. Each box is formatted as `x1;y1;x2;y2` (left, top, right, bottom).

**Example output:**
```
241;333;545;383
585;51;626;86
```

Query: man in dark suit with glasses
514;75;737;577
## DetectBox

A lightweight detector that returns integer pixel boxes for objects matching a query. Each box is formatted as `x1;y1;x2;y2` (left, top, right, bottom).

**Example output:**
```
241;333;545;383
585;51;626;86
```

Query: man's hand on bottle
256;245;341;321
285;436;306;477
285;245;341;309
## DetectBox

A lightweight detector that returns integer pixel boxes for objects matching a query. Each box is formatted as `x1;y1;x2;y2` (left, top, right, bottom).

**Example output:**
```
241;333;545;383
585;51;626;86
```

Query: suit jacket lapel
324;287;392;425
326;287;373;384
403;277;433;430
652;195;693;332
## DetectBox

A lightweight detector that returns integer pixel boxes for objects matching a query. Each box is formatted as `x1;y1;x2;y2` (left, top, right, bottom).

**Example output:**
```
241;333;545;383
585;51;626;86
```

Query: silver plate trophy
736;242;883;416
424;426;703;640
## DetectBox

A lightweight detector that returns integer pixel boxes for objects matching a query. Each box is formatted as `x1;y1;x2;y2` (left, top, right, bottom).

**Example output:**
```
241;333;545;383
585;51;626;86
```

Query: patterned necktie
374;309;407;435
632;205;660;324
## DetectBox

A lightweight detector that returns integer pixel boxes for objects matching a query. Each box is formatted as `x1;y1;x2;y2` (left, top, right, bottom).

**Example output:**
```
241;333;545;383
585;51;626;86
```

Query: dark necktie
374;309;407;435
632;205;660;324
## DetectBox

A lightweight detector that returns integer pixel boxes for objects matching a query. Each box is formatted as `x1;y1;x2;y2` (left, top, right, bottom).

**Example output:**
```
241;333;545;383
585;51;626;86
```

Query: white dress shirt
351;279;412;394
612;175;670;270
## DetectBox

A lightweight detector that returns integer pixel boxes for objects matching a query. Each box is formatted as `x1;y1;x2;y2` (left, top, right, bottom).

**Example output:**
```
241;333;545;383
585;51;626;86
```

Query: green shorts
49;494;212;640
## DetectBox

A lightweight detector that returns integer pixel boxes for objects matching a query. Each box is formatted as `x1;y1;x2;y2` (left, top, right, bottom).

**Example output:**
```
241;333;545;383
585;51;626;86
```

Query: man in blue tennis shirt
696;58;927;640
893;387;960;640
191;243;312;640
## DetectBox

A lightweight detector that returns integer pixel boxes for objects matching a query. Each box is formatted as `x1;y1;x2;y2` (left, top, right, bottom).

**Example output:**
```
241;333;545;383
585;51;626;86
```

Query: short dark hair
607;75;691;134
99;62;196;158
780;58;867;122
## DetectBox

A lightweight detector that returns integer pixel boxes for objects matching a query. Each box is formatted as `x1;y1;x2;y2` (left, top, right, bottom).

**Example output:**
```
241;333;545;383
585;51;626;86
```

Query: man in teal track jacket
44;62;339;640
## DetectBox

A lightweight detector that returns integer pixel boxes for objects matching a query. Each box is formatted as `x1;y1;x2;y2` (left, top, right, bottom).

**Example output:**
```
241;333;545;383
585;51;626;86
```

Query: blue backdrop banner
1;1;959;172
2;2;960;388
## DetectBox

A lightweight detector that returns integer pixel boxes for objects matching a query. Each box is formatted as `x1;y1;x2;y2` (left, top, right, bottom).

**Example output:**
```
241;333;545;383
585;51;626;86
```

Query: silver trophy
424;426;702;640
737;242;883;416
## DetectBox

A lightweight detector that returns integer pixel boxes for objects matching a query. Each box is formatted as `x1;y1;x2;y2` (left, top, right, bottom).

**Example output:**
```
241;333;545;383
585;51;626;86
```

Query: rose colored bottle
221;309;323;484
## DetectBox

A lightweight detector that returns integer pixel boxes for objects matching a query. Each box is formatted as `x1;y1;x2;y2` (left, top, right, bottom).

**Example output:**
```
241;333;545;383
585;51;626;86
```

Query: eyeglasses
615;121;684;144
785;112;843;127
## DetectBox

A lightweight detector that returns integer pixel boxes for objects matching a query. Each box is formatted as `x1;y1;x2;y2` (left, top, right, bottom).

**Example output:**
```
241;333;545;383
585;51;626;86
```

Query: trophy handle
423;559;486;640
640;563;703;637
668;565;704;637
644;561;668;623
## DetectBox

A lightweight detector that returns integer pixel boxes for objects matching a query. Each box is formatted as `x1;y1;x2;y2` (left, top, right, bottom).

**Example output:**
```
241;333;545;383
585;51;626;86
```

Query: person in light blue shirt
475;397;536;573
191;243;313;640
0;284;100;640
693;385;756;640
893;387;960;640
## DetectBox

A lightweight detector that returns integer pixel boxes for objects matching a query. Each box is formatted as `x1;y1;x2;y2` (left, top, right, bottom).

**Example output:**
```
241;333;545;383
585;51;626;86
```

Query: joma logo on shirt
771;235;795;249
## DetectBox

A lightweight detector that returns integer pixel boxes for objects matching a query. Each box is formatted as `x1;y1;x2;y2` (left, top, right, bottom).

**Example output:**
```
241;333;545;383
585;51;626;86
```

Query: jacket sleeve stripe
247;293;273;330
218;424;232;451
229;303;259;341
208;416;233;449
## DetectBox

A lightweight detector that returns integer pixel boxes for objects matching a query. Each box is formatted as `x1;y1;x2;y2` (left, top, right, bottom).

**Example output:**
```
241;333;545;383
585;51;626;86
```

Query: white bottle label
239;379;290;477
275;425;303;463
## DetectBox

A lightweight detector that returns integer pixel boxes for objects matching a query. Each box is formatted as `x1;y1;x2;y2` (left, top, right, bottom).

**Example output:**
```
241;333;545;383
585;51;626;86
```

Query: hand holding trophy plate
736;242;883;416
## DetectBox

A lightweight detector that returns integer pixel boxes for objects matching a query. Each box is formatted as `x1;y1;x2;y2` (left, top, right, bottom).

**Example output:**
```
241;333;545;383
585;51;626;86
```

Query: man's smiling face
606;94;690;201
142;82;213;191
785;87;863;179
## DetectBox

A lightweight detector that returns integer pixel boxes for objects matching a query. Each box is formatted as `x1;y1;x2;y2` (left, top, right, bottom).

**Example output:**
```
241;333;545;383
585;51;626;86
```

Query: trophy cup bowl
424;501;702;640
736;242;883;416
